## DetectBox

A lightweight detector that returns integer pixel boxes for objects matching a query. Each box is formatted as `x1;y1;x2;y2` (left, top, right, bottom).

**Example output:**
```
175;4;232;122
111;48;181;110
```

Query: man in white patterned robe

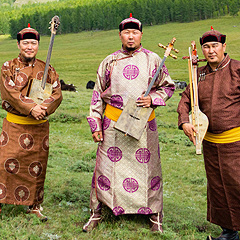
83;14;175;232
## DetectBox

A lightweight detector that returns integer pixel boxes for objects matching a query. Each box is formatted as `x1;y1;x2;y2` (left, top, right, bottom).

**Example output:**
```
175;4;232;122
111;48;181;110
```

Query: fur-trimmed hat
119;13;142;32
17;23;40;42
200;27;226;45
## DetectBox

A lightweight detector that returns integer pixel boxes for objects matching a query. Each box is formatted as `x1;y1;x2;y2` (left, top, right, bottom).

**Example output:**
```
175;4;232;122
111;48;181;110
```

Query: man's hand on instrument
92;131;103;143
136;95;152;108
31;105;47;120
182;123;197;145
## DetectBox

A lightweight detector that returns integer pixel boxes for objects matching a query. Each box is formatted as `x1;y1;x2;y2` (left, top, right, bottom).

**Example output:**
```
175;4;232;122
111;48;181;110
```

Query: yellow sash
6;112;47;125
105;103;155;122
204;126;240;143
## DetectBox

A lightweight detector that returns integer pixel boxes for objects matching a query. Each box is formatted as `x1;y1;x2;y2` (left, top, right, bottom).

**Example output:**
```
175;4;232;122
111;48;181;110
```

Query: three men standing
178;29;240;239
84;14;175;232
0;26;62;220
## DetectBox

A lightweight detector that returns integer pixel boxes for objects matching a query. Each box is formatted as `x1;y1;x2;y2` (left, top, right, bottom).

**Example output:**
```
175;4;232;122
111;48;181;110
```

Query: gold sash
105;104;155;122
6;112;47;125
204;126;240;143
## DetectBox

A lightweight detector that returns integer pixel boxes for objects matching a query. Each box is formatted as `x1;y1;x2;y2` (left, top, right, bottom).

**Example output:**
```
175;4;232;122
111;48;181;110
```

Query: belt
105;103;155;122
6;112;47;125
204;126;240;143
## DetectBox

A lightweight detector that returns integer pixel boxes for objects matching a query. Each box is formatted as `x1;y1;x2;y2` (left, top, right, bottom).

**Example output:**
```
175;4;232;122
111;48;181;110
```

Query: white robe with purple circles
87;46;175;215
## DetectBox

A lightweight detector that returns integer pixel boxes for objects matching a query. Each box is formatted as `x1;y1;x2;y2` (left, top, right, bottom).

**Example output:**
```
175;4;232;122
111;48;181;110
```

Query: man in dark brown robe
0;25;62;220
177;29;240;240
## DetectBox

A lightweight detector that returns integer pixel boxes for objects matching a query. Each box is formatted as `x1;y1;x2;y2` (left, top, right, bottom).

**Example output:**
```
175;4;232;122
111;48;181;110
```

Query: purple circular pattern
148;119;157;131
0;131;8;147
103;116;111;130
162;64;169;76
4;158;20;174
29;162;43;178
15;185;30;202
87;118;97;132
153;98;165;106
110;95;123;108
98;175;111;191
135;148;151;163
151;176;161;191
19;134;34;150
138;207;152;215
123;178;139;193
152;67;157;77
107;147;122;162
123;65;139;80
42;135;49;151
113;206;125;216
91;91;99;105
37;187;44;202
0;183;7;200
163;86;175;98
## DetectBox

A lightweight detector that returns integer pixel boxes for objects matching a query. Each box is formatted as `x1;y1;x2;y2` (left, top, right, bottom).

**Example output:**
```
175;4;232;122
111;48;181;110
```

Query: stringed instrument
114;38;178;140
188;41;209;154
27;16;60;104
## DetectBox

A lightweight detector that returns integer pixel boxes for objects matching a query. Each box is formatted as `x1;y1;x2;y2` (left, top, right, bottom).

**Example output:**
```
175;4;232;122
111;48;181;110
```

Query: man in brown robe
0;25;62;220
177;29;240;239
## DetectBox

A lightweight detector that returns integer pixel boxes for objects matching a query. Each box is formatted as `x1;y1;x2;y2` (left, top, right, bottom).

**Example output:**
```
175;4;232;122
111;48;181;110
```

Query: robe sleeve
87;59;109;133
177;84;191;129
0;62;36;115
148;56;175;106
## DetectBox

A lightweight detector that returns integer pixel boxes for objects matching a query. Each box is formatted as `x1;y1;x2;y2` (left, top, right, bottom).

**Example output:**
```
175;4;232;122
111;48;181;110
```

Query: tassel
28;23;31;28
129;13;132;18
211;26;214;30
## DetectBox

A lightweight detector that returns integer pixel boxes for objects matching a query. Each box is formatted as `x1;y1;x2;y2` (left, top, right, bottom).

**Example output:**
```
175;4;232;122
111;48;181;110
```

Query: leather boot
27;204;48;222
149;212;163;233
207;228;239;240
82;208;102;232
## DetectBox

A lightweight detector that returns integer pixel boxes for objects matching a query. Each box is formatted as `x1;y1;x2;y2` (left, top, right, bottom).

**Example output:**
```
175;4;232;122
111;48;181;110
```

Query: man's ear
223;43;227;52
17;41;20;50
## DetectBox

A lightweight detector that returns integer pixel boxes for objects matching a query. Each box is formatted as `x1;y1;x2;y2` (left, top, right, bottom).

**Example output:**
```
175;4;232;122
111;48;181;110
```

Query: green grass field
0;14;239;239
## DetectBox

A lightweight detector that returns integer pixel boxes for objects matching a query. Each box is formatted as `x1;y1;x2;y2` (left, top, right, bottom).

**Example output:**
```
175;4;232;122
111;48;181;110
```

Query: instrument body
114;38;178;140
188;41;209;154
27;16;60;104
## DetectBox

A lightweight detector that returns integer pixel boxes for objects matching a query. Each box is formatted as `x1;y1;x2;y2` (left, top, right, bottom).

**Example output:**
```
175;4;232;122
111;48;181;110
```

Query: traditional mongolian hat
17;23;40;42
200;26;226;45
119;13;142;32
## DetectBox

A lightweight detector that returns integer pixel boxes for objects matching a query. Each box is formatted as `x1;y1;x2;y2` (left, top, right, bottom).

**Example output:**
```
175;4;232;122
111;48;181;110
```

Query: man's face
18;39;39;62
119;29;143;51
202;41;226;65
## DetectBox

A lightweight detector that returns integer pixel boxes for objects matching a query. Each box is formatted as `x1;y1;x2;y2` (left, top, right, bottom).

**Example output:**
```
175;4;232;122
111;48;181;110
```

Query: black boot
207;228;239;240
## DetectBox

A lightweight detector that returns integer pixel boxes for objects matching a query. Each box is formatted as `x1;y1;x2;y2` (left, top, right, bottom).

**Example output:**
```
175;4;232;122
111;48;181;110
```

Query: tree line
1;0;239;38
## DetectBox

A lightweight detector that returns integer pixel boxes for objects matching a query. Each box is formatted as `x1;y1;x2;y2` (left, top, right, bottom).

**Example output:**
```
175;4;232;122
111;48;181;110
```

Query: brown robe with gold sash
0;55;62;206
177;54;240;230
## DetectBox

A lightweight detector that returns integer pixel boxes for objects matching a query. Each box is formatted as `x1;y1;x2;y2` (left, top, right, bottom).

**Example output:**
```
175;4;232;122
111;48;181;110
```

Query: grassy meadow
0;15;240;239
